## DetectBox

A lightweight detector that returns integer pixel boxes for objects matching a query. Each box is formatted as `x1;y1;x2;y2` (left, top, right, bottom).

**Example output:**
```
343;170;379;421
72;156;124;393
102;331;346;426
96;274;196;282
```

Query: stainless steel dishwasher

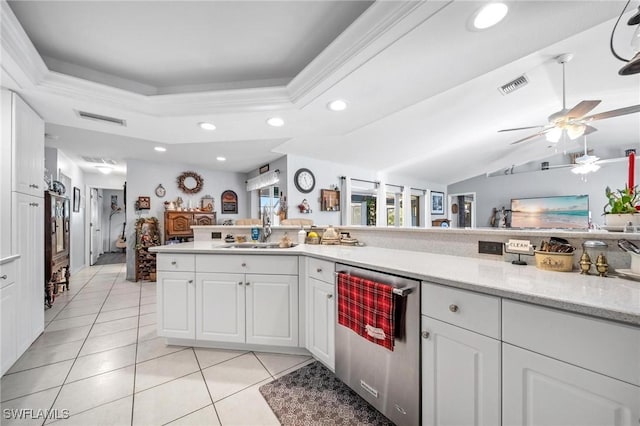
335;263;420;426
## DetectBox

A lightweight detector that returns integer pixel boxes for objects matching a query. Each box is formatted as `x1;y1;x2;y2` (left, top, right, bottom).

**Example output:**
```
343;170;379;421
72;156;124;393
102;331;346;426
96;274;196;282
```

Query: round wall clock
155;184;166;198
294;168;315;193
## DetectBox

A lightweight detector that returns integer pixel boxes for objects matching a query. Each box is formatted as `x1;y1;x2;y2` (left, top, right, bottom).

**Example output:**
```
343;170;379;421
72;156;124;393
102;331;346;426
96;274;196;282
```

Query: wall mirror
177;171;203;194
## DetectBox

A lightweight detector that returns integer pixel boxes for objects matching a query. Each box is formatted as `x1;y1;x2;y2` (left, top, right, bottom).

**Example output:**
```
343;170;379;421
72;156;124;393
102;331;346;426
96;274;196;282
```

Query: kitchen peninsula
152;225;640;425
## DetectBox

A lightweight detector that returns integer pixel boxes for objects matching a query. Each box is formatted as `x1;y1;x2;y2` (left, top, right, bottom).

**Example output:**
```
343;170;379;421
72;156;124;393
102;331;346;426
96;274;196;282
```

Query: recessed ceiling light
154;146;167;152
327;100;348;111
95;165;112;175
216;156;226;162
266;117;285;127
473;3;508;29
199;122;216;130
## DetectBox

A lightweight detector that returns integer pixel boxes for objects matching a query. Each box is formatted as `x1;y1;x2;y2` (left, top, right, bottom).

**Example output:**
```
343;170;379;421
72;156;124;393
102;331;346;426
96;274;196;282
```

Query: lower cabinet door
196;272;245;343
421;316;501;426
1;281;17;375
157;271;195;339
503;343;640;426
246;274;298;347
306;277;335;370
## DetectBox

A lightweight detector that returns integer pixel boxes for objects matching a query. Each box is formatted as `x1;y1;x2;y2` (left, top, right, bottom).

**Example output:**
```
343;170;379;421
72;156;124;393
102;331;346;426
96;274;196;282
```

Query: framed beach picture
431;191;444;215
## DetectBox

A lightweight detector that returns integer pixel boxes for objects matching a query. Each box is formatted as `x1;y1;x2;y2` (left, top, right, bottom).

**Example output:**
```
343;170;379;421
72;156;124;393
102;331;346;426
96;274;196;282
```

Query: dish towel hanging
337;272;395;351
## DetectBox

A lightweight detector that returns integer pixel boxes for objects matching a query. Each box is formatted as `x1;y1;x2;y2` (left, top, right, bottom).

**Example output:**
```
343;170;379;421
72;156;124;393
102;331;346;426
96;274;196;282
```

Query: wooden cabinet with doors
164;211;216;242
44;191;71;305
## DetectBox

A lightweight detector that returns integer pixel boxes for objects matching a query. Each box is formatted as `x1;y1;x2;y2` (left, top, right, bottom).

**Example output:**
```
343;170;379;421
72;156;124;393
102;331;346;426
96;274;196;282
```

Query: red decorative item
630;152;635;193
337;272;395;351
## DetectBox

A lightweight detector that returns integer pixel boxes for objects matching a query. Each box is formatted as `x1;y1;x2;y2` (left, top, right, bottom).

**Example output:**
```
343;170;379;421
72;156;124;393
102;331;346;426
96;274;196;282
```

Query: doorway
87;185;126;266
448;192;476;228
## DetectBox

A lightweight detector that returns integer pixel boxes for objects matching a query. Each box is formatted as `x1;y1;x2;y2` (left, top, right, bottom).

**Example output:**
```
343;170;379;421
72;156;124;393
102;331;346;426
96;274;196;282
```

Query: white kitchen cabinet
195;272;298;346
10;91;45;198
196;272;245;342
1;258;18;376
305;257;335;370
246;274;298;347
307;277;335;369
157;271;195;339
421;282;501;426
13;192;44;349
157;254;299;348
503;343;640;426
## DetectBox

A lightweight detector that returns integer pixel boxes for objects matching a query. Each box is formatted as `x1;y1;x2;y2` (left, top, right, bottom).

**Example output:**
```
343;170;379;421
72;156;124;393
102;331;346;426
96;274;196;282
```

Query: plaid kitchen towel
337;272;395;351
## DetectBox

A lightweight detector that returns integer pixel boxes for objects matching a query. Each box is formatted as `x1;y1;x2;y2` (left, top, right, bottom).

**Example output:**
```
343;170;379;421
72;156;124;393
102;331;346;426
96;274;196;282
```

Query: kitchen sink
219;242;298;249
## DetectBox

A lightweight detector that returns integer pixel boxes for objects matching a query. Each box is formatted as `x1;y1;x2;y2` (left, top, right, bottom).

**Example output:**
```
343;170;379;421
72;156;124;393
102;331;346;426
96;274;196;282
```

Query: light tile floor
1;263;313;426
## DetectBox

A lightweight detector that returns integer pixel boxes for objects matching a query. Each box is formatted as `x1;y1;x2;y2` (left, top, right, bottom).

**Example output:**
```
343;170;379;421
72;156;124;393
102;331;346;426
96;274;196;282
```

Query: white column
403;186;411;227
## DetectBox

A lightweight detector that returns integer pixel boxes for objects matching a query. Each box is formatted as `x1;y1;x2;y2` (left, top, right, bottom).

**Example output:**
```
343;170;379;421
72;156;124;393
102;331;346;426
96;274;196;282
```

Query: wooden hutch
164;211;216;242
44;191;70;306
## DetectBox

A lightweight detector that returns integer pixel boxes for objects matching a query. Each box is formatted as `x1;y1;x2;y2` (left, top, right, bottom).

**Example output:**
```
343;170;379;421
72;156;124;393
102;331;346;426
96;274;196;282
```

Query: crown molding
287;1;453;107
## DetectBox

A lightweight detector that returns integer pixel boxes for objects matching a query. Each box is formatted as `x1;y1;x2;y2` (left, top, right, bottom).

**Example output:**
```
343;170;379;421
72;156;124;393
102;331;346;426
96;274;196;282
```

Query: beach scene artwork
511;195;589;229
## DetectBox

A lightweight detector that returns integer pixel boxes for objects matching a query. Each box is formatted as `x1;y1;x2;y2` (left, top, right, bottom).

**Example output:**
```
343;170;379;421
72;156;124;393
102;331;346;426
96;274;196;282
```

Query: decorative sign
259;164;269;174
221;190;238;214
136;196;150;210
506;239;532;253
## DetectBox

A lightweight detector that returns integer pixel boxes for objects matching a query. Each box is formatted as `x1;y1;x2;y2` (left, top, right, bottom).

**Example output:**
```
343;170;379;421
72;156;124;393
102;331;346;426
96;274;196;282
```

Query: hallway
0;263;312;425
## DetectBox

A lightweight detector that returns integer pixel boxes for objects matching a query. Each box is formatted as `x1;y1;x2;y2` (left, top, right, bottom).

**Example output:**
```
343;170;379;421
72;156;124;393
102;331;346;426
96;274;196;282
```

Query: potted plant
603;185;640;226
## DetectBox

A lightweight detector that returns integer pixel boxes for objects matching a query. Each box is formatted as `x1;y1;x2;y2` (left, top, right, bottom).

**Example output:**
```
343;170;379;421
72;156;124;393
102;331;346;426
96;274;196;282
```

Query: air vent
81;156;117;165
498;75;529;95
76;110;126;126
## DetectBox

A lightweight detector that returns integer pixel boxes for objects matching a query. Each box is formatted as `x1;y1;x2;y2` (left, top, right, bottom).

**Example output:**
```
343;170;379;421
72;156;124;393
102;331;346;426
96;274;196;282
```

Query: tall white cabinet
1;90;45;376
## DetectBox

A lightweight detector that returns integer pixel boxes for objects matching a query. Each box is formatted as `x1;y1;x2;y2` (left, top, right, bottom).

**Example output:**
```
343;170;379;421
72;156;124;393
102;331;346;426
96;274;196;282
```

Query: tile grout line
129;273;143;426
42;265;123;426
192;347;224;426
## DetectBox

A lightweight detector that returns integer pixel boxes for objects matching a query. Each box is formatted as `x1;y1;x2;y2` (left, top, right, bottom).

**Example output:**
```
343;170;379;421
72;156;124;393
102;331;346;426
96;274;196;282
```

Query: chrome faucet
261;207;272;242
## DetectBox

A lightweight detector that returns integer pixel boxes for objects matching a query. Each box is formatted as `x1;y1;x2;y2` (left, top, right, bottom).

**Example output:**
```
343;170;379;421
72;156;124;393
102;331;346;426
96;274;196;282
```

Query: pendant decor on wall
177;171;203;194
221;190;238;214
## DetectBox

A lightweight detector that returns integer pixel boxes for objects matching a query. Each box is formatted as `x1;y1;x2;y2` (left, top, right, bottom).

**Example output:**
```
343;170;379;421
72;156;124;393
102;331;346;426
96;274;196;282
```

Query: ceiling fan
499;53;640;145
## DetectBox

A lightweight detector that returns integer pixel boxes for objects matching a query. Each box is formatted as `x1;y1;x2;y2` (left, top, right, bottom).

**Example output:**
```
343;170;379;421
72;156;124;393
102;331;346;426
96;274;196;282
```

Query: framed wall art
73;187;81;212
221;190;238;214
431;191;444;215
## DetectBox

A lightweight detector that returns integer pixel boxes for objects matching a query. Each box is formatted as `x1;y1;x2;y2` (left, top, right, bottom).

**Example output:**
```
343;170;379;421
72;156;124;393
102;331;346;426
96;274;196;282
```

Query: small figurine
595;253;609;277
579;251;592;275
298;199;311;213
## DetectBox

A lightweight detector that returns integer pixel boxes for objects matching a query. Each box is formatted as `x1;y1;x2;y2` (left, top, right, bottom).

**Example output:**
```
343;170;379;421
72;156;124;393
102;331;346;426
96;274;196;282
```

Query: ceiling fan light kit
502;52;640;146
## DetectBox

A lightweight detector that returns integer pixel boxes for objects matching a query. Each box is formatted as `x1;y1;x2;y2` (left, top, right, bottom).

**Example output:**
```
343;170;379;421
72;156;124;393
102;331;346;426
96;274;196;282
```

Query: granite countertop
150;242;640;326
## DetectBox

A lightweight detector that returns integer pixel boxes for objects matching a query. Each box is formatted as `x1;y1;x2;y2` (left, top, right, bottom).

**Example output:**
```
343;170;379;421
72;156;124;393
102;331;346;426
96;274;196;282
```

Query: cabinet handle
171;261;177;265
241;263;247;267
238;281;243;286
188;280;193;284
421;331;430;339
317;268;322;273
0;275;7;280
326;294;333;299
30;184;39;189
245;282;250;286
449;304;459;313
29;202;39;207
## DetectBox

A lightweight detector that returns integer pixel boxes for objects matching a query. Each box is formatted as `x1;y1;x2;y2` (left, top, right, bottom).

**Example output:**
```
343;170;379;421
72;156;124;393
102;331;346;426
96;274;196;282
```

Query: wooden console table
165;211;216;242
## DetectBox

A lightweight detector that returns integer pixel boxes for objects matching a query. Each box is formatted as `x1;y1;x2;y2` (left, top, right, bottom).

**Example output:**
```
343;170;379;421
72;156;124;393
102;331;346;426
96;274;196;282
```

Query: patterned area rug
259;361;394;425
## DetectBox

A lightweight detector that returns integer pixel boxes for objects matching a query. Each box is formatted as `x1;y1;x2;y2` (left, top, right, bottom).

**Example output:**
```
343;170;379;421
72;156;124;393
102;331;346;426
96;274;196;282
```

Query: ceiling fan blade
498;125;544;133
584;125;598;135
583;104;640;122
510;131;547;145
564;100;601;120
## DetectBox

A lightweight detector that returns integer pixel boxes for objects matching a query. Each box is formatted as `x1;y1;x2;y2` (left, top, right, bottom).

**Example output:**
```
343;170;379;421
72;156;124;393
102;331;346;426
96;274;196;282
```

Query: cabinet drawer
307;257;335;284
156;254;195;272
503;299;640;386
196;255;298;275
0;258;17;289
422;282;501;339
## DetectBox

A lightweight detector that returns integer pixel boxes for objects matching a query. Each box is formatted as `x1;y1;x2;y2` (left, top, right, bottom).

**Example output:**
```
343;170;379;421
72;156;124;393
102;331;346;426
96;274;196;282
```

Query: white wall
55;150;86;273
125;159;248;280
85;172;126;190
448;162;631;228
